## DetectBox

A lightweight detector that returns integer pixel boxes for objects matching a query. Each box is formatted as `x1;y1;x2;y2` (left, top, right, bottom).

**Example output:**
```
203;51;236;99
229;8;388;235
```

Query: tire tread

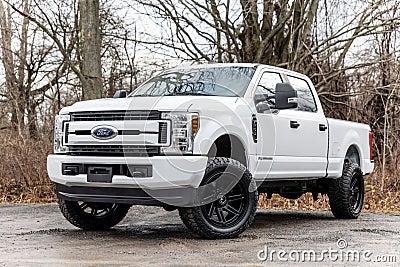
328;162;363;219
179;157;258;239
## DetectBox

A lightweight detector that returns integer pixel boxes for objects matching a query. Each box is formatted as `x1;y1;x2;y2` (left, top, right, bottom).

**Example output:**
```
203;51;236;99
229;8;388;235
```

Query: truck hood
60;96;239;114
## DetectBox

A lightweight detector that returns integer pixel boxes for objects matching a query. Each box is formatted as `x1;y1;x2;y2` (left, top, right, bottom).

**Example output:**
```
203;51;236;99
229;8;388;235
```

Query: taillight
369;132;373;160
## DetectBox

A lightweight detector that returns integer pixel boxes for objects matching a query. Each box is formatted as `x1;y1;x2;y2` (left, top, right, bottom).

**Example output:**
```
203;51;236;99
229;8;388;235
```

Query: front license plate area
87;166;113;183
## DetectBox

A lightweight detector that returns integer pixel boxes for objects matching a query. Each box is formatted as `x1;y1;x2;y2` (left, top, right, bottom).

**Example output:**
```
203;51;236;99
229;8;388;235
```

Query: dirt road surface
0;204;399;266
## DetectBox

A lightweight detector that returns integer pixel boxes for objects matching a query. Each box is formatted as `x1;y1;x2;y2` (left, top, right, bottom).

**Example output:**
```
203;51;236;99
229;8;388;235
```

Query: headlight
54;114;70;154
160;112;199;155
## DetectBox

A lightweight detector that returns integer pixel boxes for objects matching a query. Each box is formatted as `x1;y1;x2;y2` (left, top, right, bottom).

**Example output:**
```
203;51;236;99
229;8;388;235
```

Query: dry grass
0;133;399;214
258;169;400;214
0;132;55;203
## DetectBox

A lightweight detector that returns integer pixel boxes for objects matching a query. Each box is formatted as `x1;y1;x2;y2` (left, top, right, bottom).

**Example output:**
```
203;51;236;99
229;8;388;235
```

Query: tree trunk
79;0;103;100
0;0;27;135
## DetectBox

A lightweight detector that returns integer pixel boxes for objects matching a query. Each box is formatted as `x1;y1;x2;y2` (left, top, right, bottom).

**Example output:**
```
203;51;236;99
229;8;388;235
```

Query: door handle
290;121;300;129
319;124;328;131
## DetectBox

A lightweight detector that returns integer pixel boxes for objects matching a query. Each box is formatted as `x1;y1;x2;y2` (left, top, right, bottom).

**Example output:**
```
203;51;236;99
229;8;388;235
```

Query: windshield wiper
129;94;157;97
165;91;217;96
130;92;219;97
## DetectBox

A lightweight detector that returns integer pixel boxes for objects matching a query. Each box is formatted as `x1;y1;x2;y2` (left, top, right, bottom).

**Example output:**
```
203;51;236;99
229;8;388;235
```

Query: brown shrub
0;131;55;203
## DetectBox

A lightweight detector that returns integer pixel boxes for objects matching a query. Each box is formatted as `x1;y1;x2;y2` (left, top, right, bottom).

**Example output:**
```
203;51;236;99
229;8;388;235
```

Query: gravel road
0;204;399;266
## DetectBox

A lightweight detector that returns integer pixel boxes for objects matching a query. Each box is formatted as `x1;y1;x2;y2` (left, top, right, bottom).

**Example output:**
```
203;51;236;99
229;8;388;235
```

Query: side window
287;76;317;112
254;72;282;113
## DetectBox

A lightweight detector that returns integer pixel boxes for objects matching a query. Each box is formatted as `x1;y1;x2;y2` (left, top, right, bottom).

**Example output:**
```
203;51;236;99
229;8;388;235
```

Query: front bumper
47;154;208;189
55;183;198;206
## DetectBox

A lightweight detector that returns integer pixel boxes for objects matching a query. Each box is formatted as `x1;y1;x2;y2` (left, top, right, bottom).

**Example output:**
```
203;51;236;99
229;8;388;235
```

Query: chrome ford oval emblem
91;125;118;140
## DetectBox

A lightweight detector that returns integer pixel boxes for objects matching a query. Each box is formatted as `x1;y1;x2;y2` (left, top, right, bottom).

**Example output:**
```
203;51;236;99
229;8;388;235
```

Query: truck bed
326;118;374;178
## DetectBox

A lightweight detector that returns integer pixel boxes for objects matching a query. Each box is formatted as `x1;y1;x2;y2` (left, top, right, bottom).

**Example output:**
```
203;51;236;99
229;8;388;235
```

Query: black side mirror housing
275;83;298;109
113;90;127;98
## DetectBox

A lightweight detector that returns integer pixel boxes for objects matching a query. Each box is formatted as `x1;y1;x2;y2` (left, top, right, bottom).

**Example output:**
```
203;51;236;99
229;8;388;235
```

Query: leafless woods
0;0;399;202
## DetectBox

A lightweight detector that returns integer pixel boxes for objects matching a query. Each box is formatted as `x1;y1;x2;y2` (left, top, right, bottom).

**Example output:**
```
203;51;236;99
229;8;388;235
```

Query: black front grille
67;145;160;156
70;110;160;121
158;122;168;144
64;123;70;143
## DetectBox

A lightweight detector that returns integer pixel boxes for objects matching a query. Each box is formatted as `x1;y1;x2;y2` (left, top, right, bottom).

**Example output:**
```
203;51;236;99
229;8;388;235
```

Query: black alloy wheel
201;176;249;229
179;157;258;239
59;199;131;230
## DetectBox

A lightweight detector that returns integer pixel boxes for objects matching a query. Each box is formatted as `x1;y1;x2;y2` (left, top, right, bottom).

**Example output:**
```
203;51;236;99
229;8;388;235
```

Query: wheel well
207;134;247;166
345;145;361;166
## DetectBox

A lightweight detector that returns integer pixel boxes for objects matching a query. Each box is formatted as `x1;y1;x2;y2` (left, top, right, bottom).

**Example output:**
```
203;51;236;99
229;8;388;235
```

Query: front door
254;72;328;179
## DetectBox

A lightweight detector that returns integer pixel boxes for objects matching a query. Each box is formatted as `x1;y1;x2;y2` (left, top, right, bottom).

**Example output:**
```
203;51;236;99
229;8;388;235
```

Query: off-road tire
59;199;130;230
179;157;258;239
328;162;364;219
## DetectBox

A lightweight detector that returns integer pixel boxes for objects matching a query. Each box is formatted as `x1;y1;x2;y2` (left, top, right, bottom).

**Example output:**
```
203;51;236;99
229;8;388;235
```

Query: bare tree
5;0;104;101
79;0;103;99
0;0;28;135
0;0;82;137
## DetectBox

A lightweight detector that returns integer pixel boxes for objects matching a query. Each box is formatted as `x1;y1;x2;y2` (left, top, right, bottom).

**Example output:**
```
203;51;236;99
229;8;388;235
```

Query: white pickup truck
48;63;374;239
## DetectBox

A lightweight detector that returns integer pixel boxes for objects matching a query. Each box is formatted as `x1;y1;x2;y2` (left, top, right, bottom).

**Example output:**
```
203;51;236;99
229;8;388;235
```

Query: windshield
129;66;256;97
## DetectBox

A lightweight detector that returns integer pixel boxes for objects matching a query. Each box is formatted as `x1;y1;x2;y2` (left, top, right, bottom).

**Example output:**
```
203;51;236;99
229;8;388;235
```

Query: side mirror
275;83;298;109
113;90;127;98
